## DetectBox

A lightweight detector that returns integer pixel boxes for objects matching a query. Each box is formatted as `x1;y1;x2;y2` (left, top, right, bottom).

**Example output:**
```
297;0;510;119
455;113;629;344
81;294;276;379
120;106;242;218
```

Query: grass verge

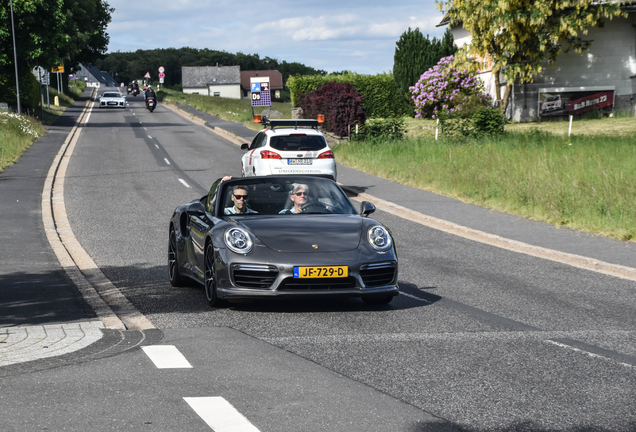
335;131;636;241
0;80;87;172
159;88;292;131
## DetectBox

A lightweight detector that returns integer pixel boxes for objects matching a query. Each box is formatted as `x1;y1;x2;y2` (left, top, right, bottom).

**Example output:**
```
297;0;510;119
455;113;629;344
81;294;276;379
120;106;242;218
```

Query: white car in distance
99;91;126;109
241;119;337;181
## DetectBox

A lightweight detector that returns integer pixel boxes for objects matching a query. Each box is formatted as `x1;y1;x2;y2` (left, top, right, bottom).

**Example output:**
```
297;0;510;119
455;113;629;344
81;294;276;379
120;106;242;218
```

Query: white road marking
155;144;159;149
144;127;147;130
184;397;260;432
142;345;192;369
148;135;152;139
179;179;191;188
544;340;633;368
399;291;432;303
164;158;170;165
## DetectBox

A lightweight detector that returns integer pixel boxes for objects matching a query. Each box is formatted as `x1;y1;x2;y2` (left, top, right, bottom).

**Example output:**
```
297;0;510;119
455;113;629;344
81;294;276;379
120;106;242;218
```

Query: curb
342;186;636;282
42;89;155;331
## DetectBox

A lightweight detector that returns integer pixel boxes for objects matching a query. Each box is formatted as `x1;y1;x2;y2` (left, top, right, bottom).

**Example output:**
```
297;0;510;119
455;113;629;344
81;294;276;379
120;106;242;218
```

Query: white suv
240;119;337;180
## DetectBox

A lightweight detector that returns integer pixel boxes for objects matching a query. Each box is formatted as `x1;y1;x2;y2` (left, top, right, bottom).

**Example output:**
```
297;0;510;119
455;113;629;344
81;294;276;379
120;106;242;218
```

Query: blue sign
251;82;261;93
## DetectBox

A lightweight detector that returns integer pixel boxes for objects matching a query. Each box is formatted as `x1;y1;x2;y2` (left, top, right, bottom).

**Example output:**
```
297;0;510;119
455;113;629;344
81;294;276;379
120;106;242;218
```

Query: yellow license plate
294;266;348;278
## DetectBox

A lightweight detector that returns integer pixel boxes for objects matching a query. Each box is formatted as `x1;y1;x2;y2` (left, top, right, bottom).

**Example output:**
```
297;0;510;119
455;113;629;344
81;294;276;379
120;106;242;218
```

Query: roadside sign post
158;67;165;89
250;76;271;118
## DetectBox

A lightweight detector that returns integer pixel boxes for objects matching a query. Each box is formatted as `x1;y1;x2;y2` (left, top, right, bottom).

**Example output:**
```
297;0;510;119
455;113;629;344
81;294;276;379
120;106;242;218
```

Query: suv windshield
270;135;326;151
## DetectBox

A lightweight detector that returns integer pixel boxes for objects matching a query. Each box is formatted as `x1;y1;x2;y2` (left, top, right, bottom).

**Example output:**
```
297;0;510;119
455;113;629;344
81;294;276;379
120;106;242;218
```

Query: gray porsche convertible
168;175;399;307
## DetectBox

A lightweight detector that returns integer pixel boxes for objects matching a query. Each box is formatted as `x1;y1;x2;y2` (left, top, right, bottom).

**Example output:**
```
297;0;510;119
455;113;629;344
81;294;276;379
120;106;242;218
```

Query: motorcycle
131;87;139;97
146;96;157;112
126;85;132;94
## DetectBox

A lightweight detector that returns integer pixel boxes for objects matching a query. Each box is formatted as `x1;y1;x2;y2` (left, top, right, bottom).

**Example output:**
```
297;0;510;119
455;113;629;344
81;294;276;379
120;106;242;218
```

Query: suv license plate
294;266;348;278
288;159;312;165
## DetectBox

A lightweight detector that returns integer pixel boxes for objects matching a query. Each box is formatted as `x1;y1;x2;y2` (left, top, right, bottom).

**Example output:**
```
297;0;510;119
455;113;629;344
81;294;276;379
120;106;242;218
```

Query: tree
436;0;627;112
393;27;457;101
0;0;113;109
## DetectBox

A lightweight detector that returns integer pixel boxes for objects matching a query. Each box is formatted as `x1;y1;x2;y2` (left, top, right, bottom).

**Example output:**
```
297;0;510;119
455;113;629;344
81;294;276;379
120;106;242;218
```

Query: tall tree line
393;28;457;100
94;48;327;90
0;0;113;110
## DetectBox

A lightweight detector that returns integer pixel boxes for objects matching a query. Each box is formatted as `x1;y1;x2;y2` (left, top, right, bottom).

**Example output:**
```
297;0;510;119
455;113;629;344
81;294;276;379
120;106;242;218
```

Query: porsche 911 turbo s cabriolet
168;175;399;307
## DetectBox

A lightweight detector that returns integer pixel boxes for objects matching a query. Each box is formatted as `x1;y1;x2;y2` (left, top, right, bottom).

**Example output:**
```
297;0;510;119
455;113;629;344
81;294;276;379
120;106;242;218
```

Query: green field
334;128;636;241
160;88;292;131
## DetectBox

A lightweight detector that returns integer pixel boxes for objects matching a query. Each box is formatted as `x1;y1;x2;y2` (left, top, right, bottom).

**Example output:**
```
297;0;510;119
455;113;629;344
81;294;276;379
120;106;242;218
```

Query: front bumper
214;247;398;300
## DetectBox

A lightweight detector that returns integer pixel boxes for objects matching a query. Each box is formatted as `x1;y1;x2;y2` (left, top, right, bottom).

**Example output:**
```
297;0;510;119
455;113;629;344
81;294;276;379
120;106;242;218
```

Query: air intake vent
232;264;278;289
360;262;396;287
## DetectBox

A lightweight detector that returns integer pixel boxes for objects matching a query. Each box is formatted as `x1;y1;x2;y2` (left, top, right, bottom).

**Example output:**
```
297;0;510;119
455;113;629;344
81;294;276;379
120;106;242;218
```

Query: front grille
107;101;118;105
231;264;278;289
360;262;396;287
278;276;357;291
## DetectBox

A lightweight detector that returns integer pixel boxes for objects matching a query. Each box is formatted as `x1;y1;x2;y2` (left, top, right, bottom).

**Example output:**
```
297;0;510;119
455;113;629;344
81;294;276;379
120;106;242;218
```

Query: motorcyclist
144;85;156;100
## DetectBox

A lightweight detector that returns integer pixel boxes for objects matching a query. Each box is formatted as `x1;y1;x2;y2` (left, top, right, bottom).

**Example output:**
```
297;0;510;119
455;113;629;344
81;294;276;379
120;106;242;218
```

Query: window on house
214;92;221;97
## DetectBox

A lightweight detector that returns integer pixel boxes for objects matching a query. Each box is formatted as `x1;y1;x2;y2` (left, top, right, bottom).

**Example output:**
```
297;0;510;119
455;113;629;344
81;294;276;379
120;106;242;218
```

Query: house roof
182;65;240;88
240;70;283;91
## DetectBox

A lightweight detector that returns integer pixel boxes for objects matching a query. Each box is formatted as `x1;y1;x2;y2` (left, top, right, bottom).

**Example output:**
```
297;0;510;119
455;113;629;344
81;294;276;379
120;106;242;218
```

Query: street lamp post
10;0;21;114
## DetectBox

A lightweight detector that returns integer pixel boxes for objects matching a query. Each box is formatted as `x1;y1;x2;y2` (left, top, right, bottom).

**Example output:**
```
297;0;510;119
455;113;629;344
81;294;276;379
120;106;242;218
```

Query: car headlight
224;227;253;254
368;226;392;251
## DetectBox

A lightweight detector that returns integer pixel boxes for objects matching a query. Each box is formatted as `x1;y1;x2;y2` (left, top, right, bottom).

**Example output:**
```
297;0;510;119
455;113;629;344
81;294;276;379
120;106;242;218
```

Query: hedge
287;72;412;119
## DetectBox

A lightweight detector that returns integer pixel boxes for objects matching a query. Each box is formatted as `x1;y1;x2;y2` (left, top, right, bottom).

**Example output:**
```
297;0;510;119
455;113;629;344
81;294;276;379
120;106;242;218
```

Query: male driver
279;183;309;214
224;185;257;215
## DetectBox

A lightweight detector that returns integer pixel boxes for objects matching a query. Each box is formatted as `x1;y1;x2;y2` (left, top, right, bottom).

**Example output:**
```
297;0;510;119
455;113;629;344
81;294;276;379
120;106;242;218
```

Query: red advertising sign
566;91;614;115
539;90;614;117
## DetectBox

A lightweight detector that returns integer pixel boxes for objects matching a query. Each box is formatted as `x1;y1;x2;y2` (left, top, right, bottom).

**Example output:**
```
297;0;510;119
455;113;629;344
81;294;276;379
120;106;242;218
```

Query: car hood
237;215;362;253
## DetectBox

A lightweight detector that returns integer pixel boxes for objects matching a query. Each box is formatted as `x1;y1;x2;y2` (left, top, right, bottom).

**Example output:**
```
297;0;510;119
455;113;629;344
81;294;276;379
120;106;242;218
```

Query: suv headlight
224;227;253;254
368;226;392;251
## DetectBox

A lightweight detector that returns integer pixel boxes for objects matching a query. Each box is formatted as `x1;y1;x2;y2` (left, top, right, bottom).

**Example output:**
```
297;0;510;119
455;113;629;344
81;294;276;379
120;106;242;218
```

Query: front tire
169;228;185;287
204;243;225;308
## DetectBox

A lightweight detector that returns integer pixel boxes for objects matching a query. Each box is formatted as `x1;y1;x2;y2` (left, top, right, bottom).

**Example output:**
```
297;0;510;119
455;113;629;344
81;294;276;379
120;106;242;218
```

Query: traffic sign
159;73;165;79
51;65;64;73
158;66;165;73
144;72;151;79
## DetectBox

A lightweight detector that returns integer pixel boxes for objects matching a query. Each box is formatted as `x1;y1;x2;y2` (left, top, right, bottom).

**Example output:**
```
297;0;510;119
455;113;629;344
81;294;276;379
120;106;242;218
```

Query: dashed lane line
142;345;192;369
184;397;261;432
179;178;191;188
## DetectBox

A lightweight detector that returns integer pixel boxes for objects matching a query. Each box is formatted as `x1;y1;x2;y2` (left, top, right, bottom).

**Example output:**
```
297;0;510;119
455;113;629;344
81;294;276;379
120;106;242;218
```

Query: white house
440;3;636;121
182;65;241;99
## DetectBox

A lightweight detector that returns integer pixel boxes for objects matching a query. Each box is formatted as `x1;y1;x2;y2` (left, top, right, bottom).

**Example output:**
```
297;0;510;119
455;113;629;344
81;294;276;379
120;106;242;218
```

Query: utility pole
10;0;21;114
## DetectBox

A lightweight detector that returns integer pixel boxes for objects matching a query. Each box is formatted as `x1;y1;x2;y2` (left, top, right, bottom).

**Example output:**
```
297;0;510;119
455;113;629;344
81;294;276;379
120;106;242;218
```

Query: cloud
105;0;446;74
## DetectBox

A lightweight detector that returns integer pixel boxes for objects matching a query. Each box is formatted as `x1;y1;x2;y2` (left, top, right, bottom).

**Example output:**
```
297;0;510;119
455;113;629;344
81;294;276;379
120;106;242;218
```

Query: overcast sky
105;0;445;74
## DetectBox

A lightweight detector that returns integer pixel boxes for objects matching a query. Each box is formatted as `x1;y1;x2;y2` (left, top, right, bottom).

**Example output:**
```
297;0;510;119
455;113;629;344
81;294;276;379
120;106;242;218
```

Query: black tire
204;243;225;308
362;295;394;305
169;228;185;287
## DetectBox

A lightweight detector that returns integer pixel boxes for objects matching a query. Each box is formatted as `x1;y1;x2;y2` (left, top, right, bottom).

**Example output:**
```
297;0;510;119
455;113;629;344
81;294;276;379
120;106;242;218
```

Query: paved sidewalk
0;321;104;367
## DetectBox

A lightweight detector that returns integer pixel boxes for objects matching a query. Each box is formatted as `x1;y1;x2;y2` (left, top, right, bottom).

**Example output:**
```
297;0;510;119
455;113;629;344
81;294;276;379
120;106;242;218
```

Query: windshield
220;177;355;216
269;134;327;151
103;93;121;98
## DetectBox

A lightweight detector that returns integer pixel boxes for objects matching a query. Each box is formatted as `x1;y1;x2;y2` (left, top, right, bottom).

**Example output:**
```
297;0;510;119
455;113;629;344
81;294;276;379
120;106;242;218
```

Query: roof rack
255;116;321;131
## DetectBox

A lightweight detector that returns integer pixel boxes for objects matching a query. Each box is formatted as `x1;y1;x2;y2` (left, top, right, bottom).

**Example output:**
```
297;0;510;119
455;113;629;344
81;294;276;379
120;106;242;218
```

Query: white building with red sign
439;3;636;121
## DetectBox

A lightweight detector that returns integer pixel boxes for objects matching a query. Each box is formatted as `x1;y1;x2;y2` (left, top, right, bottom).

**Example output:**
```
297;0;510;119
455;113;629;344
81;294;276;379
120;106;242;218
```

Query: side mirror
188;201;206;215
360;201;376;217
240;143;249;150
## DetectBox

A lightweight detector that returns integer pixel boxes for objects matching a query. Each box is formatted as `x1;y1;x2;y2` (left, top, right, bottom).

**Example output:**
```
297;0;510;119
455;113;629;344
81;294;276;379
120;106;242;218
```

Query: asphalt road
2;91;635;431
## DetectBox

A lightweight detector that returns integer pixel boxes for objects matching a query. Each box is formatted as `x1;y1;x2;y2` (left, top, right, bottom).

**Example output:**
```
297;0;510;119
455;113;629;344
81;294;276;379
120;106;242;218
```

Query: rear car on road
241;119;336;180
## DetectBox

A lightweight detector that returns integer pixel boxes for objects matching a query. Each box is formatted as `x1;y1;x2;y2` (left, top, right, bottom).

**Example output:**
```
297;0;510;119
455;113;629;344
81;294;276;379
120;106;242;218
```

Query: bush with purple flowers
410;55;491;120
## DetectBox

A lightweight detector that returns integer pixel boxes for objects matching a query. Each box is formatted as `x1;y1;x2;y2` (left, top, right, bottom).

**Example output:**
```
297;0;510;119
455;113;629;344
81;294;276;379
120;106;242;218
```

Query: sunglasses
295;192;308;196
233;194;249;200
